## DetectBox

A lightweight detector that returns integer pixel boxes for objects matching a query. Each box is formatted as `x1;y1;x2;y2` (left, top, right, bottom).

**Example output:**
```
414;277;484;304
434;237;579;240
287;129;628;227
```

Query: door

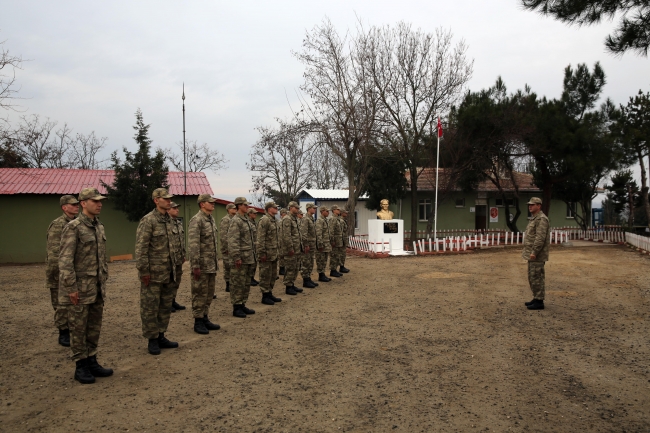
475;205;487;231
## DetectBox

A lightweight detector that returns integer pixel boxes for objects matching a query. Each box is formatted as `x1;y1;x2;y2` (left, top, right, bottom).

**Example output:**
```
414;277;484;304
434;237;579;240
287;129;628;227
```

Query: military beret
170;201;180;208
197;193;216;204
319;205;330;212
234;197;250;205
152;188;173;200
78;187;107;201
330;205;340;211
264;201;278;210
287;201;299;209
527;197;542;205
305;203;315;210
60;195;79;206
226;203;236;210
247;208;258;214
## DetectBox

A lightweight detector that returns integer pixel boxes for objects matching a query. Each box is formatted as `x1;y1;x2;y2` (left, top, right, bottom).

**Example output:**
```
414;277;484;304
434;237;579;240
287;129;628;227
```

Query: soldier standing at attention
281;201;304;295
135;188;180;355
329;205;344;278
315;206;332;283
227;197;257;318
338;208;350;273
256;201;283;305
188;194;221;334
278;208;288;276
522;197;550;310
46;194;79;347
58;188;112;384
247;208;260;287
168;202;186;312
220;203;237;294
300;203;318;288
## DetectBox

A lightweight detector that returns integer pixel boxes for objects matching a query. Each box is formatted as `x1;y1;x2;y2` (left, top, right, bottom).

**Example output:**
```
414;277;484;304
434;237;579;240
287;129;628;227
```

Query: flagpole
434;117;441;242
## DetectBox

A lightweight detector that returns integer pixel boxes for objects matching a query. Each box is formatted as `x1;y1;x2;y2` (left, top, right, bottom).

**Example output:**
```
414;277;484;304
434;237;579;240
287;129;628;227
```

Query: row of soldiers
46;188;350;384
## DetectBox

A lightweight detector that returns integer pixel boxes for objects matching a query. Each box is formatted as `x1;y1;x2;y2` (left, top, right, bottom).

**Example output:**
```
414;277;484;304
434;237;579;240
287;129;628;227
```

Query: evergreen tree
363;149;408;212
103;109;169;222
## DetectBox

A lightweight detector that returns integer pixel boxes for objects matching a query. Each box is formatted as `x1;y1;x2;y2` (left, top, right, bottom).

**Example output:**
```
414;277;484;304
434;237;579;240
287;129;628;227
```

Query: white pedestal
368;219;410;255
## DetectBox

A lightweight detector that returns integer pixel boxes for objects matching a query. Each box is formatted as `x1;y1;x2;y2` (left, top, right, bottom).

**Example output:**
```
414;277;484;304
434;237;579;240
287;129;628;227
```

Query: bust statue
376;199;394;220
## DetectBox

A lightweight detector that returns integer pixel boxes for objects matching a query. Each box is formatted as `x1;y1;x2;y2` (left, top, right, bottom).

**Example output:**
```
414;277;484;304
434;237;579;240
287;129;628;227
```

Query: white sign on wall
470;207;475;213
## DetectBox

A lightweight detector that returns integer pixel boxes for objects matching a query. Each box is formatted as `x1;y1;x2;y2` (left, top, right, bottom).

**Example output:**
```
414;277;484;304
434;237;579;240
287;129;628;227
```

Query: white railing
348;235;390;253
625;232;650;252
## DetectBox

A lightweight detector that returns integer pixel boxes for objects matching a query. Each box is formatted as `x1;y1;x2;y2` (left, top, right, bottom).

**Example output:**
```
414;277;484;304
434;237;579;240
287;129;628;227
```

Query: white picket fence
347;235;390;253
625;232;650;252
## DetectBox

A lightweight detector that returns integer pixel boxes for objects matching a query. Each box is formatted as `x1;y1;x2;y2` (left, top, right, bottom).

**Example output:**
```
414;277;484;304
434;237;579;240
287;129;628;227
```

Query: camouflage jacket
300;215;316;249
58;212;108;305
188;210;219;273
227;213;257;264
219;214;233;255
315;216;332;252
341;217;349;247
256;213;279;261
135;209;175;283
281;214;303;256
330;215;344;248
46;213;75;287
171;217;185;264
522;211;550;262
249;217;258;253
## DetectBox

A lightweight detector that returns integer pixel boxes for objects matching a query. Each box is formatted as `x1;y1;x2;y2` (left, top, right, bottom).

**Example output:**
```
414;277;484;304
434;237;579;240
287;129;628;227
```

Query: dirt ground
0;244;649;433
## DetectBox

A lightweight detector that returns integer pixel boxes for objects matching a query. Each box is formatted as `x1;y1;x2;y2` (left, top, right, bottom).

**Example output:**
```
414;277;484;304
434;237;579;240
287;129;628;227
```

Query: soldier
220;203;237;294
188;194;221;334
256;201;283;305
339;208;350;273
58;187;112;384
135;188;180;355
168;202;186;312
522;197;551;310
300;203;318;288
46;194;79;347
278;208;288;276
329;205;344;278
315;206;333;282
227;197;257;318
247;208;260;287
281;201;304;295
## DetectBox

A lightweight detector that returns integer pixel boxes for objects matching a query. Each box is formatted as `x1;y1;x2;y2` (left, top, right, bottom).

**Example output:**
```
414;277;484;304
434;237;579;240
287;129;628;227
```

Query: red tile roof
406;168;541;192
0;168;214;196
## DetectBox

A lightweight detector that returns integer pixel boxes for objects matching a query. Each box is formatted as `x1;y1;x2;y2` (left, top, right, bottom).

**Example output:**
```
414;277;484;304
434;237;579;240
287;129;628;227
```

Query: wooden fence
625;232;650;253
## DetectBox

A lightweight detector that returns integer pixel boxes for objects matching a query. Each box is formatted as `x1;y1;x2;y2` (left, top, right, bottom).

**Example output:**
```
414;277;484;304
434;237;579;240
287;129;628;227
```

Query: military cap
279;208;288;215
527;197;542;205
330;204;340;211
341;207;349;214
297;208;304;215
60;195;79;206
78;187;107;201
152;188;173;200
264;201;278;210
305;203;315;210
247;208;258;214
287;201;300;209
234;196;250;205
319;205;330;212
197;194;216;204
170;201;180;208
226;203;236;210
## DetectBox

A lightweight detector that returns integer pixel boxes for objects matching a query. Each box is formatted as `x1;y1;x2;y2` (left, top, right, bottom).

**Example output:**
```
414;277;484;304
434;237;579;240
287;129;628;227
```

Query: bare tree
308;136;346;189
166;140;228;173
69;131;108;169
0;38;23;112
12;114;59;168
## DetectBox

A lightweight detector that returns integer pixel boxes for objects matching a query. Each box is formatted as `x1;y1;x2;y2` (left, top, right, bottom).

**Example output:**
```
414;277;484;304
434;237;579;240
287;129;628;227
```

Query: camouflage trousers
251;262;257;281
191;272;216;318
140;273;176;339
283;254;301;286
230;262;253;305
341;247;347;267
222;255;231;283
279;255;285;268
315;251;329;273
168;264;183;300
528;261;545;300
331;247;345;270
68;293;104;362
300;250;315;279
258;260;277;293
49;286;68;330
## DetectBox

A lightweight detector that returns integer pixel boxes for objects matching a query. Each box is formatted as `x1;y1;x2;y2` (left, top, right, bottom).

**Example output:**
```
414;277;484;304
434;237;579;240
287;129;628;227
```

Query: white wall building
295;189;375;235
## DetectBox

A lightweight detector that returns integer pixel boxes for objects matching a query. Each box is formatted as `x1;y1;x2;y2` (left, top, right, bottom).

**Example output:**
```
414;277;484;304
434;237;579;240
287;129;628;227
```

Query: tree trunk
638;151;650;229
503;198;521;233
345;158;358;236
409;167;419;243
628;183;635;229
542;183;553;216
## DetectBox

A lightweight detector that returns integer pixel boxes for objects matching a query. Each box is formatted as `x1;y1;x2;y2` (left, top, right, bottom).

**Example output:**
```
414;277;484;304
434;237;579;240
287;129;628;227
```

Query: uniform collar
153;209;170;223
78;212;97;227
63;213;76;223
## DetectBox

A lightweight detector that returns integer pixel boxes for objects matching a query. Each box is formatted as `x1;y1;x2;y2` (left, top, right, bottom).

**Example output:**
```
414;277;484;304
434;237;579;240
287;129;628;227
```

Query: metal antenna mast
182;84;187;231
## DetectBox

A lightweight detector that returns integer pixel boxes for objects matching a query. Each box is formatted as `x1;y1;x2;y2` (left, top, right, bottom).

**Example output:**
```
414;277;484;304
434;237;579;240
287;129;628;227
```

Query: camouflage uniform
329;212;344;270
340;214;349;268
227;212;257;305
169;210;185;303
219;209;234;285
248;210;259;282
278;211;288;270
46;210;75;331
256;210;279;294
300;212;316;279
315;211;332;273
188;208;218;318
522;209;550;301
281;205;303;287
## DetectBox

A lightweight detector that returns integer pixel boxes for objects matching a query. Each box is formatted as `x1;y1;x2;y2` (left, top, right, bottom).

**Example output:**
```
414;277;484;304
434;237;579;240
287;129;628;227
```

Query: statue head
380;199;389;211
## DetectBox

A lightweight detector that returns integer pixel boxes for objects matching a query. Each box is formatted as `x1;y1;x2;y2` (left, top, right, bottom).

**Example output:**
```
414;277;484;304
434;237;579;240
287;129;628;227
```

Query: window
455;198;465;208
495;198;514;207
418;199;432;221
566;202;577;219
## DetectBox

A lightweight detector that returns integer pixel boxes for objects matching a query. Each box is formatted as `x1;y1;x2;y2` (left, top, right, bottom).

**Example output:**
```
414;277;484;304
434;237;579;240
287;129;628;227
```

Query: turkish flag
437;117;443;138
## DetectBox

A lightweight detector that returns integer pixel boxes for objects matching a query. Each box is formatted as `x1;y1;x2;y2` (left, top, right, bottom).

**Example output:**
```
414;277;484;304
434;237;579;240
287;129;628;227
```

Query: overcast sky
3;0;649;200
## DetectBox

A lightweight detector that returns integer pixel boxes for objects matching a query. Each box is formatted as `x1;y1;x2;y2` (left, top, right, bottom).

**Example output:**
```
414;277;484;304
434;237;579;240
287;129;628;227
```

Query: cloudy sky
3;0;649;200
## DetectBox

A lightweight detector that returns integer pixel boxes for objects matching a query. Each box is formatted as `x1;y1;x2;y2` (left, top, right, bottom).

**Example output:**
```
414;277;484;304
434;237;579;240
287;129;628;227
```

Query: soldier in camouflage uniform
135;188;180;355
338;208;350;273
227;197;257;318
247;207;260;287
256;201;283;305
328;205;344;277
188;194;221;334
300;203;319;288
281;201;304;295
220;203;237;294
58;188;113;384
278;208;288;276
46;194;79;347
315;206;332;282
522;197;551;310
168;202;186;312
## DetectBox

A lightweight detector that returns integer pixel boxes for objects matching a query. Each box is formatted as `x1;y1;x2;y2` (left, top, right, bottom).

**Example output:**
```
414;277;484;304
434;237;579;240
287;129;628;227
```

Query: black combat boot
524;299;535;306
58;329;70;347
279;266;286;276
261;292;275;305
269;291;282;302
172;299;186;310
285;285;298;295
225;282;230;292
170;304;176;313
194;317;209;334
311;279;319;287
302;278;317;288
74;359;95;384
203;315;221;330
527;299;545;310
330;269;343;277
148;338;161;355
233;305;247;318
158;332;179;348
293;285;304;293
241;304;256;315
339;265;350;273
318;272;331;282
250;278;259;286
87;355;113;377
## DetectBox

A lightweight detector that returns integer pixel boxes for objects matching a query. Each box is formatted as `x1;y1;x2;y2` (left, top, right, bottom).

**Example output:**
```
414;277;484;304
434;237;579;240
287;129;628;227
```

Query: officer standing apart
135;188;180;355
188;194;221;334
522;197;550;310
329;205;344;278
300;203;319;288
58;188;113;384
220;203;236;294
256;201;283;305
278;208;288;276
339;208;350;273
46;195;79;347
247;208;260;287
281;201;304;295
315;206;333;283
168;201;186;312
227;197;257;318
